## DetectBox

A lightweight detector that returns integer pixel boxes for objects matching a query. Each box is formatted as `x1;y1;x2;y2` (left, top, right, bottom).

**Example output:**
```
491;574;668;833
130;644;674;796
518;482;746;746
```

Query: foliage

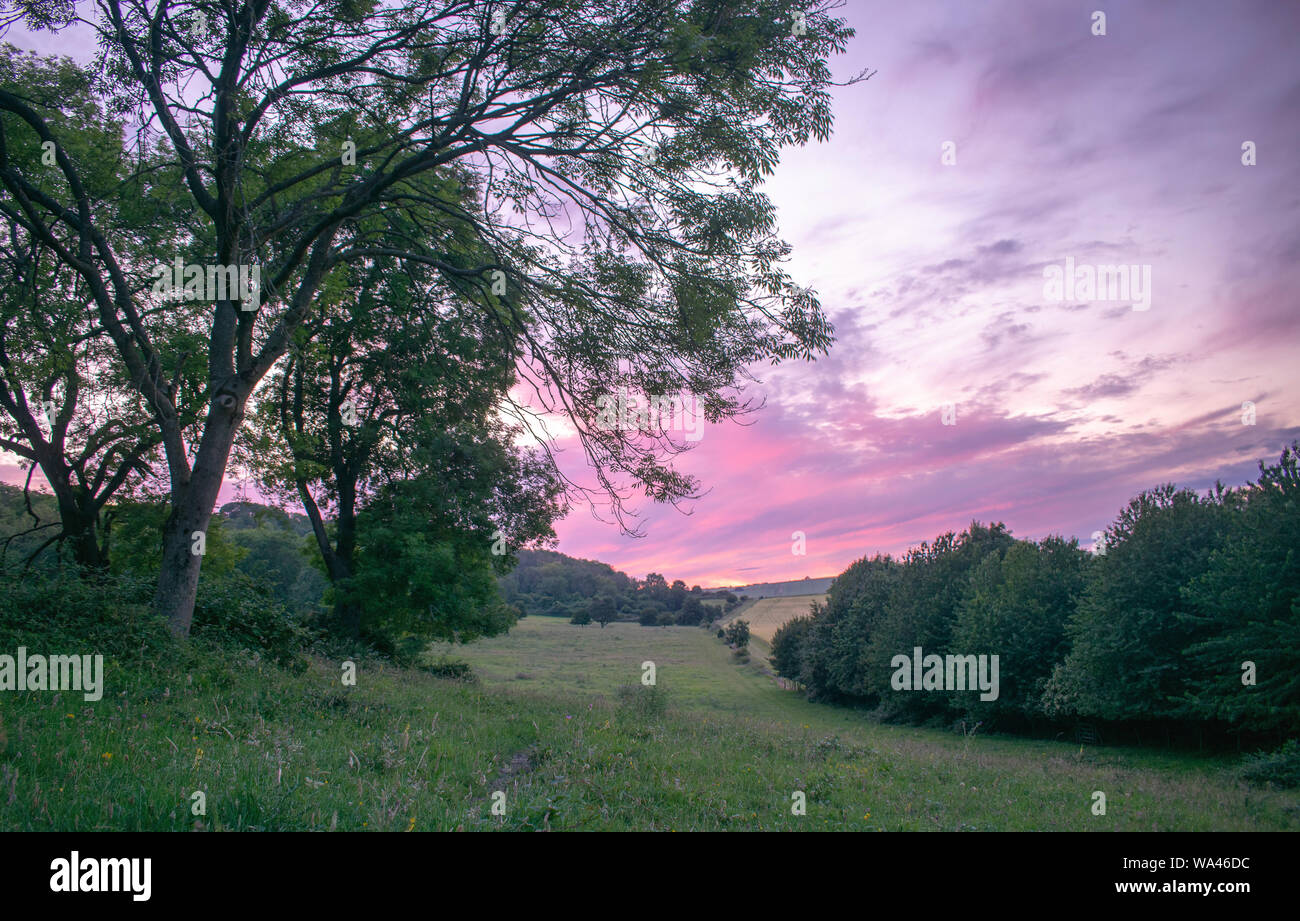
782;447;1300;746
191;571;309;671
589;596;618;628
346;477;520;647
676;595;705;625
1042;484;1235;724
423;656;478;684
2;0;855;632
499;547;724;623
1178;447;1300;735
771;614;814;682
1239;740;1300;789
723;619;750;648
950;536;1088;727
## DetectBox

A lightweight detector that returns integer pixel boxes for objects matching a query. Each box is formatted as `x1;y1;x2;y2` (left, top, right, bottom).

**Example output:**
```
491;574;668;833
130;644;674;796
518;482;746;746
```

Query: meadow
8;614;1284;832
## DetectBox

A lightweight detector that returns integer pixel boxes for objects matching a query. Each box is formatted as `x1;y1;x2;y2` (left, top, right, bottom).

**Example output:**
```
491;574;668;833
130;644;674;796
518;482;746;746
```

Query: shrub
0;567;311;677
616;682;669;721
771;614;814;682
192;570;309;671
1239;740;1300;789
723;619;750;648
0;568;172;668
424;656;478;683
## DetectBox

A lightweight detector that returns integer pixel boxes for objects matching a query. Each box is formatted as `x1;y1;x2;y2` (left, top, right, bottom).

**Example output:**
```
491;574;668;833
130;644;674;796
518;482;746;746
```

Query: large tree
1180;445;1300;737
950;535;1089;728
238;248;563;639
0;46;206;568
1041;484;1237;725
1;0;856;635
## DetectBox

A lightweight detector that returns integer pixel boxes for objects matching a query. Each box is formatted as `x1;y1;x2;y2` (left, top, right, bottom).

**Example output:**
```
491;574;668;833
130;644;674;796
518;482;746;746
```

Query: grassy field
722;594;827;643
3;616;1296;831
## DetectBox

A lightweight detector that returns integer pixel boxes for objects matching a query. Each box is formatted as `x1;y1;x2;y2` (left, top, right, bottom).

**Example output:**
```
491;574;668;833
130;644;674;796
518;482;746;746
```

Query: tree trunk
60;492;106;570
155;505;209;637
298;475;361;640
156;410;240;636
334;595;362;641
333;478;359;638
38;456;106;570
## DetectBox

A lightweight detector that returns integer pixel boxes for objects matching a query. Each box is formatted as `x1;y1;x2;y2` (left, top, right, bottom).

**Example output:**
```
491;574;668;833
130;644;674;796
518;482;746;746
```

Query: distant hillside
218;500;316;537
708;575;835;598
498;548;741;625
499;548;637;619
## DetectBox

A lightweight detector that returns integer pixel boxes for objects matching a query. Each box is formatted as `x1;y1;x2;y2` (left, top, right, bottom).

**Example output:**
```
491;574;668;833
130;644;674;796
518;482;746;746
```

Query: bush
0;566;311;676
723;619;750;648
0;568;173;668
424;656;478;683
616;682;669;721
1239;740;1300;789
771;614;814;681
676;595;705;625
192;570;309;671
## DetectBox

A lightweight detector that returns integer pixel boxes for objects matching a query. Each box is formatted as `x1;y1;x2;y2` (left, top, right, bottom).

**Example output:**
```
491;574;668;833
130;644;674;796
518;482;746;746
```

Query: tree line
500;547;742;627
771;446;1300;748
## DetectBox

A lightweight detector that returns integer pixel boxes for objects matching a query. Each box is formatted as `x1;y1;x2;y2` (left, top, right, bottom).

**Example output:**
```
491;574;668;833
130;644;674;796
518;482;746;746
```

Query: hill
709;575;835;598
725;594;827;644
497;547;741;624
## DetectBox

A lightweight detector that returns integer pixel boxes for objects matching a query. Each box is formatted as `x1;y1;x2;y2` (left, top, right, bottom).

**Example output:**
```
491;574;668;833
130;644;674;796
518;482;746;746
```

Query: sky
4;1;1299;588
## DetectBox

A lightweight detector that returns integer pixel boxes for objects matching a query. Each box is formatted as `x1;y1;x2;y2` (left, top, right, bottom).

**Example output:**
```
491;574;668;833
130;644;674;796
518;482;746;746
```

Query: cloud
1063;354;1181;402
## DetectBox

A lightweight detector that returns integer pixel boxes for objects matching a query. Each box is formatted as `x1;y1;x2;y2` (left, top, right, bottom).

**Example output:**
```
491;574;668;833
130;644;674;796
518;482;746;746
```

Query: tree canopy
0;0;858;634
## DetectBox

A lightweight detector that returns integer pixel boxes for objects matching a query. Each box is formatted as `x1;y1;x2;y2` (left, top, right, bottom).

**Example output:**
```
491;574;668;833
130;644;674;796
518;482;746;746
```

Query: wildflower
102;752;112;760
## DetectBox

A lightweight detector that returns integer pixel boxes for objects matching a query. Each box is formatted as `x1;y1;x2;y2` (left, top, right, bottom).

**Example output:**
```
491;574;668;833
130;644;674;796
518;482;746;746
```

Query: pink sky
5;2;1299;588
534;0;1300;586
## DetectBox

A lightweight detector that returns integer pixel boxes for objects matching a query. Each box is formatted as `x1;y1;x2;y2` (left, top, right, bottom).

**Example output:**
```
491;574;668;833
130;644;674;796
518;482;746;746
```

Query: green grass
2;616;1296;831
